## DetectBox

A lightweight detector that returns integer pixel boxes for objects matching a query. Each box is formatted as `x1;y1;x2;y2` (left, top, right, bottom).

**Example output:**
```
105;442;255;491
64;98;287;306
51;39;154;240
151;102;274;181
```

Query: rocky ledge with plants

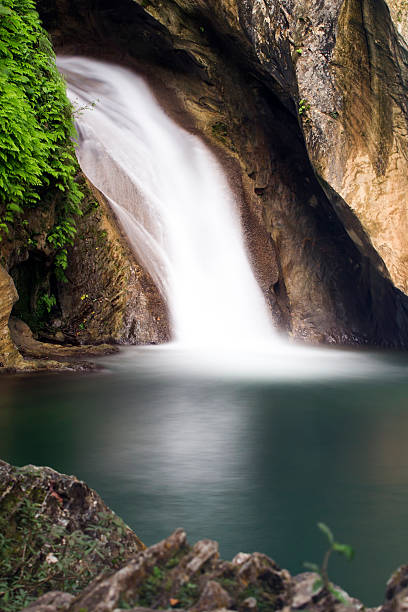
0;460;407;612
0;0;168;373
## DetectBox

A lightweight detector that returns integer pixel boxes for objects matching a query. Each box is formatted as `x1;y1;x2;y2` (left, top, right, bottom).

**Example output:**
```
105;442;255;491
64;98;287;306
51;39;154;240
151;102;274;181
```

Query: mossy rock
0;461;144;611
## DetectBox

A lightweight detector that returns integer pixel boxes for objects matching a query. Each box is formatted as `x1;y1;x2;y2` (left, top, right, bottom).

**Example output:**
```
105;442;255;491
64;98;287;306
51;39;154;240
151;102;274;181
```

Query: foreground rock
23;529;367;612
0;263;119;373
0;463;360;612
0;461;144;610
9;316;117;362
0;314;118;373
1;461;406;612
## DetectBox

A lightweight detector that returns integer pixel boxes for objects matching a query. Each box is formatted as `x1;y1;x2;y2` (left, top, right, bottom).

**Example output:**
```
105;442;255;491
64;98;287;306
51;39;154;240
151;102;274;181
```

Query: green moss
215;576;236;593
0;498;135;612
211;121;228;143
135;566;165;607
238;585;275;612
176;580;199;607
164;550;185;570
121;548;199;610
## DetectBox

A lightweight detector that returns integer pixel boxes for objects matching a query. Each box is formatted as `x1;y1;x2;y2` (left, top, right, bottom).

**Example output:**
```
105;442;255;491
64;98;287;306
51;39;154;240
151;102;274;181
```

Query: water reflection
1;346;408;605
102;384;251;492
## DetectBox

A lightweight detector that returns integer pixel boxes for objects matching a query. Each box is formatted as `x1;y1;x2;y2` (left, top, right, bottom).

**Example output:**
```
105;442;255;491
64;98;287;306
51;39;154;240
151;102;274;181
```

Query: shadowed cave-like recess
36;0;408;348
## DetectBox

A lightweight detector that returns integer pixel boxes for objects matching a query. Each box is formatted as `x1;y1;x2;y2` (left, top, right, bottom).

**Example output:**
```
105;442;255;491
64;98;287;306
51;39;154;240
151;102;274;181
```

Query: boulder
381;565;408;612
0;461;144;610
9;316;117;361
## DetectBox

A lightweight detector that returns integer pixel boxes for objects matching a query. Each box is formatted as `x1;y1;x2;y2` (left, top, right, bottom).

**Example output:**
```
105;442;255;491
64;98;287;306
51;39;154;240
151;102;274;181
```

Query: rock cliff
51;181;169;346
35;0;408;347
2;0;408;369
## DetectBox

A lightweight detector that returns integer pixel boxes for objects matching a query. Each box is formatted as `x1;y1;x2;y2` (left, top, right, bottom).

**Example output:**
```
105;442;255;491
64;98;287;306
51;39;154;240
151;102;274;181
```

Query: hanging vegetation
0;0;82;279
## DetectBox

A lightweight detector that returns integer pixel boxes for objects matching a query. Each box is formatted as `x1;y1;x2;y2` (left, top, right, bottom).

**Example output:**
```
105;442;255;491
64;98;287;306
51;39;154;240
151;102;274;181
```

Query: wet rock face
1;175;169;361
293;0;408;294
37;0;408;347
55;182;169;346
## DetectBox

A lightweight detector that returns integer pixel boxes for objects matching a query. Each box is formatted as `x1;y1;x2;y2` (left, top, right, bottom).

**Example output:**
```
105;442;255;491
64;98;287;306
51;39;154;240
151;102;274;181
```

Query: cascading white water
57;56;276;346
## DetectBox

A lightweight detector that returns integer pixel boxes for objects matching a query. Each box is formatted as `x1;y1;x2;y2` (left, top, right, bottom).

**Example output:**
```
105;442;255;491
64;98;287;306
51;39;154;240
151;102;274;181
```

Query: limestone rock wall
290;0;408;294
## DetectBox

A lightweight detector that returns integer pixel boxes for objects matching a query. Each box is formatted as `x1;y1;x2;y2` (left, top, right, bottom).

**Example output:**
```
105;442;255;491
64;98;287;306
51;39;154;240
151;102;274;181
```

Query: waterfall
57;56;276;346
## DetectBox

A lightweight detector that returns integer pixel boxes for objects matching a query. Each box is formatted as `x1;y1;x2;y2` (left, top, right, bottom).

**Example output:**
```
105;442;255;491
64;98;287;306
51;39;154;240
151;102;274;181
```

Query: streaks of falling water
57;56;276;347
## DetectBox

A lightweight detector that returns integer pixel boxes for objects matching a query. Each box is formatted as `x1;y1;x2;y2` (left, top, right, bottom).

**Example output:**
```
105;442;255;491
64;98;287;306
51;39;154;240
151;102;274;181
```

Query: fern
0;0;83;275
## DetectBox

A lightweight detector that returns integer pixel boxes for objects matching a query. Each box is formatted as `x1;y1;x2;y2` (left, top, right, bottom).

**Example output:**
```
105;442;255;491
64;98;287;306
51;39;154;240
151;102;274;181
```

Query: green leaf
328;584;349;605
0;5;12;16
332;542;354;561
0;0;84;277
303;562;320;573
312;578;323;593
317;522;334;545
7;202;23;214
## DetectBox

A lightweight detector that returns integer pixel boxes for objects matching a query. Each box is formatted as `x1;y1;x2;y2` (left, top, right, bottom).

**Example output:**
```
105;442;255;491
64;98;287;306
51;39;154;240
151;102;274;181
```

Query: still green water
1;344;408;606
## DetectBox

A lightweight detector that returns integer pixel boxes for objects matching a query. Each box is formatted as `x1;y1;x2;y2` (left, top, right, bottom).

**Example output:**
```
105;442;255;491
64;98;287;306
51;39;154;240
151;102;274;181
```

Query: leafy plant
304;522;354;605
135;565;165;607
298;98;310;116
36;292;56;316
71;98;98;117
0;498;133;612
176;581;198;608
0;0;83;277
